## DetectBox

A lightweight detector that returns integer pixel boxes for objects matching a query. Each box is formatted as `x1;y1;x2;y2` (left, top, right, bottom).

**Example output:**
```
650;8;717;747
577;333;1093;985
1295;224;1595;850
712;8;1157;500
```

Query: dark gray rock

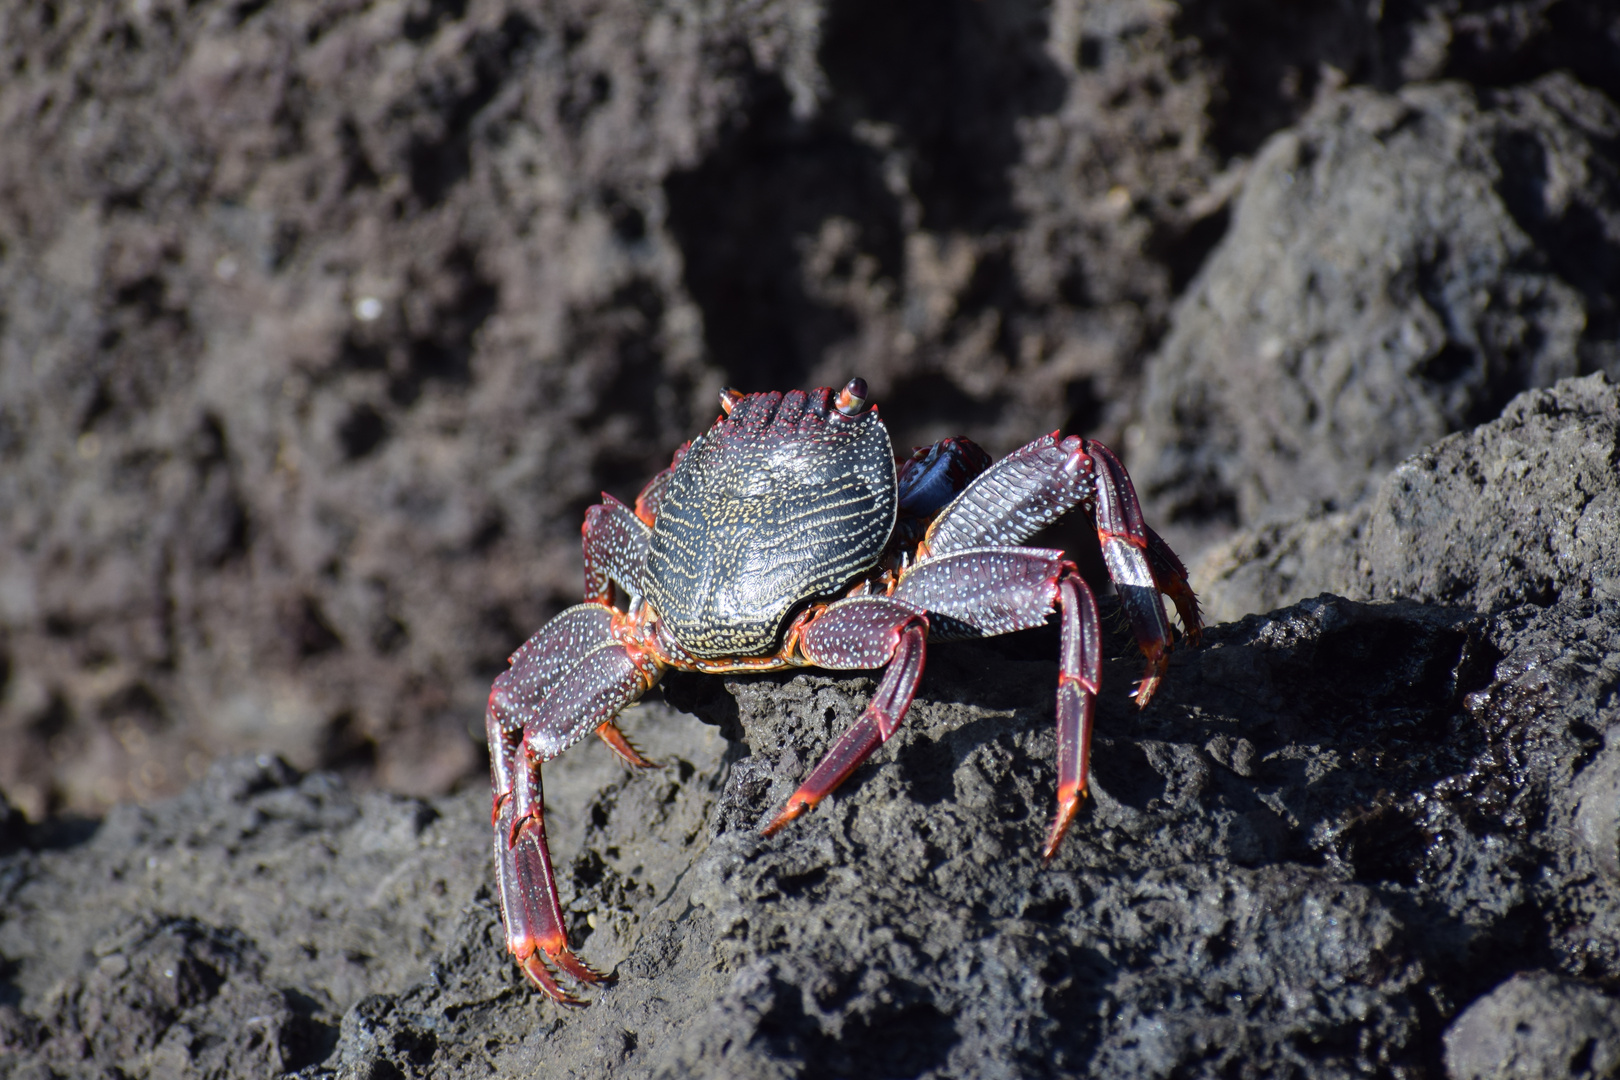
0;753;487;1076
1574;728;1620;883
1136;76;1620;555
0;580;1615;1077
1195;373;1620;623
1444;971;1620;1080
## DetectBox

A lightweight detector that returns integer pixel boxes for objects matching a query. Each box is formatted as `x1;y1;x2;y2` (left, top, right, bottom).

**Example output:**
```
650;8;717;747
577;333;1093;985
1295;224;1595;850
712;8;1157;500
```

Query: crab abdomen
642;388;897;659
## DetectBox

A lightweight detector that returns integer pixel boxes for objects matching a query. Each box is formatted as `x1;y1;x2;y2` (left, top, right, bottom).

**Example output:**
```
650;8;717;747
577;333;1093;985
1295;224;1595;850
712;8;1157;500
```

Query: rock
1444;971;1620;1080
0;579;1614;1077
1194;373;1620;623
1136;76;1620;556
1574;729;1620;882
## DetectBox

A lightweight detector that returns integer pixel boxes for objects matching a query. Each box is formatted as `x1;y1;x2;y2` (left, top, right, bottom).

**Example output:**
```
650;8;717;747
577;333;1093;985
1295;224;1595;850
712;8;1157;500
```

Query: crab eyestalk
719;387;744;415
835;377;869;416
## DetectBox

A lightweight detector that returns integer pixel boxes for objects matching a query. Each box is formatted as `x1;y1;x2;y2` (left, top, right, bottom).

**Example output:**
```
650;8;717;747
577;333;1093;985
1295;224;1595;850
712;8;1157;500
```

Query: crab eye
835;377;869;417
719;387;744;415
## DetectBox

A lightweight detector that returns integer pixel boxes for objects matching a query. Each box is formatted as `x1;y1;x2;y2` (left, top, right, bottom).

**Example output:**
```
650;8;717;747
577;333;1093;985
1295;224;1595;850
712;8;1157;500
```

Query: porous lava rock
0;533;1616;1075
1194;372;1620;624
1134;77;1620;555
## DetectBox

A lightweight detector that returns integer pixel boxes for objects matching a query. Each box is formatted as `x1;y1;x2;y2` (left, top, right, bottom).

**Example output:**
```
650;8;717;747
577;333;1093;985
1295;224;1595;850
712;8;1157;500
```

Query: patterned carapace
484;378;1201;1004
643;388;896;658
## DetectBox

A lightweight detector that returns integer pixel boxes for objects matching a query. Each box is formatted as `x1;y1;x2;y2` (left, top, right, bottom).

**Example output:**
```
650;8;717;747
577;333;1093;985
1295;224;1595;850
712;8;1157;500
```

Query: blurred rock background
2;0;1615;822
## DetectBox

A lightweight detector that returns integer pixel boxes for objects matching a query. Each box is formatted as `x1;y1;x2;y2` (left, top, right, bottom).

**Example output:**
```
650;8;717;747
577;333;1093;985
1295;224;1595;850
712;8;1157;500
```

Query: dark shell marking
642;388;897;659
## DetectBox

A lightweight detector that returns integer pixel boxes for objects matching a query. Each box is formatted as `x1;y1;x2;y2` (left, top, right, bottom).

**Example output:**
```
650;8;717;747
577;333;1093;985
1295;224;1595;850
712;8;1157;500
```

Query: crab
485;378;1201;1003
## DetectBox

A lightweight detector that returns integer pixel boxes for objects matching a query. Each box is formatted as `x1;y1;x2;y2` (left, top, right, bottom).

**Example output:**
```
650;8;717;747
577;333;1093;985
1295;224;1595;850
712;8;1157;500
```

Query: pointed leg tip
521;948;608;1006
596;722;662;769
561;960;610;987
1166;589;1203;648
521;956;587;1006
761;798;809;837
1041;791;1084;862
1131;661;1166;708
621;741;661;769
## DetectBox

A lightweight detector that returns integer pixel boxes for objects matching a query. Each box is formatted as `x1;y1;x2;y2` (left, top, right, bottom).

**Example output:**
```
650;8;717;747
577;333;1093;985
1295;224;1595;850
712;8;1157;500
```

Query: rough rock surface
1194;373;1620;624
1135;77;1620;554
2;372;1619;1076
1443;971;1620;1080
2;577;1618;1076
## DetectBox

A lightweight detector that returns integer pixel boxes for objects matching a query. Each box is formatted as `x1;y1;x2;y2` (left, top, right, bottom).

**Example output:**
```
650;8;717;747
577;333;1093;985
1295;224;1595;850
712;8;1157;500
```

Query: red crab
485;378;1200;1003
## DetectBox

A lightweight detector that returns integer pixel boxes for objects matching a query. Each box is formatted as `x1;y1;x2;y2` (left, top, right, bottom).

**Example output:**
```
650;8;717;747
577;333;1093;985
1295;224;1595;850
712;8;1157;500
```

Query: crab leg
890;547;1104;856
763;598;929;834
497;605;617;704
1145;524;1203;645
489;722;598;1004
1085;441;1179;705
582;494;652;605
893;546;1070;636
920;433;1196;704
1044;573;1101;859
487;611;661;1004
923;433;1093;556
491;603;638;763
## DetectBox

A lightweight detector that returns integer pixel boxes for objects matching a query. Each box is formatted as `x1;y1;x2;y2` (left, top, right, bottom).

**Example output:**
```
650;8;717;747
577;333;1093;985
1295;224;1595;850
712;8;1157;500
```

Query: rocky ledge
0;376;1615;1079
